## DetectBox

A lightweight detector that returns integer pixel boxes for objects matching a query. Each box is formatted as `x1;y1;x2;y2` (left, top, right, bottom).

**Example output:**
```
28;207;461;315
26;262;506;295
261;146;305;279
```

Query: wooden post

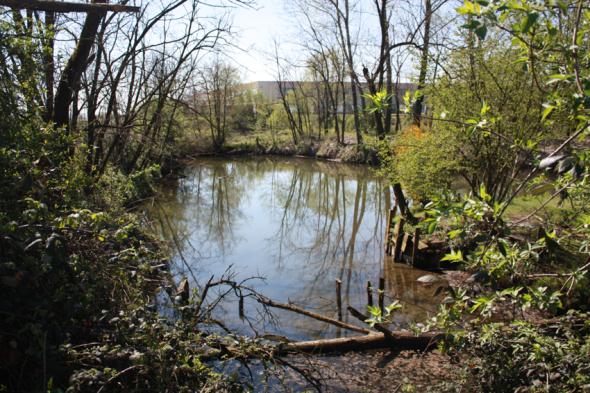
384;209;392;255
412;227;421;267
239;295;244;320
378;277;385;314
400;233;410;260
386;204;398;255
367;281;373;307
392;218;406;262
176;277;189;303
335;279;343;321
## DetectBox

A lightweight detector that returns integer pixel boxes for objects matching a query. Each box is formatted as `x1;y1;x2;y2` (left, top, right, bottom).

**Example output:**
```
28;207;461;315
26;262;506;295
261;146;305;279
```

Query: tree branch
0;0;140;13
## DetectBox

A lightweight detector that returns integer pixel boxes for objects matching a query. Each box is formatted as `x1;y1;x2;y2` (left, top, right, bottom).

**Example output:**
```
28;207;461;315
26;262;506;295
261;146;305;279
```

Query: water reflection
145;157;440;340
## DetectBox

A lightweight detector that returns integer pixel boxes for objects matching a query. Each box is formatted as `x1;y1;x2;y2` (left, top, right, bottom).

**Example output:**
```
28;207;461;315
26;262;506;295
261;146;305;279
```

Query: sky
225;0;295;82
209;0;459;83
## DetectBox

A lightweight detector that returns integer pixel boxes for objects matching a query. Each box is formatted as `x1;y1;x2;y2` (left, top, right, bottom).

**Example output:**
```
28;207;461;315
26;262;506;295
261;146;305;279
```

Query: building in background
239;81;416;114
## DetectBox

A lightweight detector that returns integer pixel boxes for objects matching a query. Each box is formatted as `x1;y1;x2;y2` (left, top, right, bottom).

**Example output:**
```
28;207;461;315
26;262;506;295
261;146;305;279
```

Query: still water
145;156;442;341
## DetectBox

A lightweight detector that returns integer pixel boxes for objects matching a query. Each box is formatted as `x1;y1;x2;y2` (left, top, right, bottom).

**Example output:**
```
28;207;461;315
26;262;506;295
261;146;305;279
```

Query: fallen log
280;331;443;354
256;296;372;335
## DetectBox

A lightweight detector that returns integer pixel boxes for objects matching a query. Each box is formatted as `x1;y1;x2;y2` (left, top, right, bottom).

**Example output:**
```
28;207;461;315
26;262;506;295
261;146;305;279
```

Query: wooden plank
400;232;410;256
0;0;140;13
392;217;405;262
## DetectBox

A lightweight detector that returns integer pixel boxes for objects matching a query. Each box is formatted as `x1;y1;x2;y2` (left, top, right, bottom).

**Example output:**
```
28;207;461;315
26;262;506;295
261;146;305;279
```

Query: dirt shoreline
168;136;381;171
282;349;465;392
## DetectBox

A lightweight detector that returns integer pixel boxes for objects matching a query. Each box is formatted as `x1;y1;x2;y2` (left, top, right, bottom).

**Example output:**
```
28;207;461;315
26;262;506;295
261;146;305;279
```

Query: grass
504;193;564;223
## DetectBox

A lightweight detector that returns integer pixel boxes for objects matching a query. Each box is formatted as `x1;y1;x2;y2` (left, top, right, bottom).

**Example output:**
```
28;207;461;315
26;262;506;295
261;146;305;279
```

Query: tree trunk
412;0;432;126
43;11;55;121
53;9;106;128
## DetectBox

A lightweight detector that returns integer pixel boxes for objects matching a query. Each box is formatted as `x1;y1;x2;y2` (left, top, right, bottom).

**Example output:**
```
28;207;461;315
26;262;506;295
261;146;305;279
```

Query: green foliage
230;89;270;133
425;38;548;202
0;201;166;390
421;189;504;246
416;186;590;391
63;309;244;393
377;125;460;200
363;89;391;115
128;164;162;202
365;301;403;327
451;315;590;393
266;103;291;133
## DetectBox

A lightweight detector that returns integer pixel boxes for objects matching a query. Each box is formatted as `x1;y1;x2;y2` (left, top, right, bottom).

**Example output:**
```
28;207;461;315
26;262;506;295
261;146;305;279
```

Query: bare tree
196;59;239;151
273;42;304;145
412;0;432;126
1;0;254;184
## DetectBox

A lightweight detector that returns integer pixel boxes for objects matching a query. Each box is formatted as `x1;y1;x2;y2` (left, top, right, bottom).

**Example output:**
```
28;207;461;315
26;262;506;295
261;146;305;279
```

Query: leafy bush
454;316;590;393
379;124;459;200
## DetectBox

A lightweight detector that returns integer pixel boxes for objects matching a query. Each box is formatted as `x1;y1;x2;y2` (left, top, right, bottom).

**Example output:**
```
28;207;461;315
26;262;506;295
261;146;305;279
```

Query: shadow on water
143;156;442;341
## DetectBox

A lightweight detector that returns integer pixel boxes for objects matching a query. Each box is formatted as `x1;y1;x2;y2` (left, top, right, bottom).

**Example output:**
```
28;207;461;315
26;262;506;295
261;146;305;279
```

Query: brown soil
281;349;467;392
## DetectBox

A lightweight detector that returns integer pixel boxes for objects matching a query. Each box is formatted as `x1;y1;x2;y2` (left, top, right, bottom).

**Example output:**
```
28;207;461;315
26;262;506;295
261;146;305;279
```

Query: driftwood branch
281;331;443;354
0;0;140;13
256;297;372;335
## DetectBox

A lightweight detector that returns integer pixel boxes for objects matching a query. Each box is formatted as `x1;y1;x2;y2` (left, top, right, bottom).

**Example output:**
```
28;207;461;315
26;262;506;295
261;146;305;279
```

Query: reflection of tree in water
383;262;443;327
147;159;248;270
269;162;390;315
143;157;442;337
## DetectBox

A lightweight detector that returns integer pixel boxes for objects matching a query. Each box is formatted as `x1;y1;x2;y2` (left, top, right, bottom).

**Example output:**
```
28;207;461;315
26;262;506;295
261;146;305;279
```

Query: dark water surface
144;156;442;340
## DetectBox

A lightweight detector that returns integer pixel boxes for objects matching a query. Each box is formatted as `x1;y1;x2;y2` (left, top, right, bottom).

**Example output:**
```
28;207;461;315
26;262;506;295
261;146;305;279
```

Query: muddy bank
169;136;381;170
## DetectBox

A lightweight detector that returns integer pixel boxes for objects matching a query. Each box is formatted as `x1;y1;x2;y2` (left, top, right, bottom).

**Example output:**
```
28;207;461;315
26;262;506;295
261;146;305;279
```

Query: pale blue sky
228;0;296;82
223;0;459;83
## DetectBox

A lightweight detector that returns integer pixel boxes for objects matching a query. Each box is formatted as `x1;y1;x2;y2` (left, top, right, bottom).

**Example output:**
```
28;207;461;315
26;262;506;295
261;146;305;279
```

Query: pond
144;156;443;341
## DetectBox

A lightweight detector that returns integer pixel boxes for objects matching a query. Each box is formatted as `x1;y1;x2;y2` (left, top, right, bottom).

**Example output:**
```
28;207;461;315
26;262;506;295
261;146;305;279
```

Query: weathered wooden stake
366;280;373;307
386;204;398;255
412;227;421;267
239;295;244;320
384;209;393;255
400;232;410;258
176;277;189;303
378;277;385;314
392;218;406;262
335;279;343;321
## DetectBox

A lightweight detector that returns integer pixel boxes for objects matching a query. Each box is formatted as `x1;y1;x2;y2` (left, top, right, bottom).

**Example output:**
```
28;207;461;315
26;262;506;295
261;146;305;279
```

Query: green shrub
378;126;459;200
